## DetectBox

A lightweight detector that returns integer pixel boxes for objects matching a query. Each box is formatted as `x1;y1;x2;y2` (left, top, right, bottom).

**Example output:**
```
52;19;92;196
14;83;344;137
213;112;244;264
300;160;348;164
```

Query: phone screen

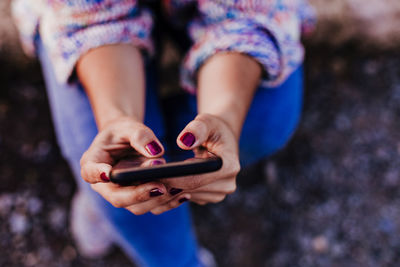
110;150;222;186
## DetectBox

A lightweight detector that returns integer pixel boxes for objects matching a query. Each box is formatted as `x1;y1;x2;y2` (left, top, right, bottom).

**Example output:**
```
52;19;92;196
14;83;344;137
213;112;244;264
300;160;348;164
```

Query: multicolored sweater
12;0;315;92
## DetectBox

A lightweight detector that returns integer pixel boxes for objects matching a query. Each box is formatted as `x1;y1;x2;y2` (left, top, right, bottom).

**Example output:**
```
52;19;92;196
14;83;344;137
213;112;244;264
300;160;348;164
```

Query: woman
12;0;314;266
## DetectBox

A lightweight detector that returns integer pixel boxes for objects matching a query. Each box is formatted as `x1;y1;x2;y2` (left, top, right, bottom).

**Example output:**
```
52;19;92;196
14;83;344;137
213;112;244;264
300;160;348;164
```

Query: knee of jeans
239;111;301;166
265;120;298;154
53;133;84;162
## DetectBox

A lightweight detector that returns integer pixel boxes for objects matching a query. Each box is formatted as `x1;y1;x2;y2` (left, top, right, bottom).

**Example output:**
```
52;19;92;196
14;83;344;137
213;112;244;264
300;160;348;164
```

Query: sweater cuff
181;19;282;93
41;10;154;84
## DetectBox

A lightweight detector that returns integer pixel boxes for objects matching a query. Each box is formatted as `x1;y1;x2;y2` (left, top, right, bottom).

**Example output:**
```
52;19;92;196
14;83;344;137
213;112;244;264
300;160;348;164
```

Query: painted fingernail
169;188;183;196
179;198;188;203
180;132;195;147
150;188;164;197
146;141;162;156
100;172;110;182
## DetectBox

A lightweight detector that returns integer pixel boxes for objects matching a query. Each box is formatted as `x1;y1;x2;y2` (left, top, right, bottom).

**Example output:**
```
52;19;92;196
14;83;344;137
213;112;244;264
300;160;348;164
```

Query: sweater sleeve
181;0;315;93
40;0;154;84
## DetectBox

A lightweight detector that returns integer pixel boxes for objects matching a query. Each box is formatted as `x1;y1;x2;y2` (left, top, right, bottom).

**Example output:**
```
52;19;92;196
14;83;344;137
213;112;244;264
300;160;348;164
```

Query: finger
190;192;227;205
188;177;237;195
162;173;223;192
125;192;178;215
176;114;239;167
81;161;113;183
130;126;164;158
176;114;214;150
150;193;191;215
162;158;239;191
91;181;167;208
112;120;165;158
80;147;114;183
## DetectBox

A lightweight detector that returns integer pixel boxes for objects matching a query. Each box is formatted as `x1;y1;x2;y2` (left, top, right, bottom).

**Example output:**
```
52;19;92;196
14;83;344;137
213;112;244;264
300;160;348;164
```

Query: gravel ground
0;32;400;267
309;0;400;49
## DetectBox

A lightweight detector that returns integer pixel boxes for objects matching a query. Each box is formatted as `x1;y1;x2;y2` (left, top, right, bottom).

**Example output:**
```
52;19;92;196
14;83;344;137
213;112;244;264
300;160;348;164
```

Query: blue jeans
38;41;303;266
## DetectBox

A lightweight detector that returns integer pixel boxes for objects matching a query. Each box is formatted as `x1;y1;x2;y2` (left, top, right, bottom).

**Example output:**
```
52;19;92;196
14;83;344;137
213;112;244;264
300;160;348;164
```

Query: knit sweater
12;0;315;92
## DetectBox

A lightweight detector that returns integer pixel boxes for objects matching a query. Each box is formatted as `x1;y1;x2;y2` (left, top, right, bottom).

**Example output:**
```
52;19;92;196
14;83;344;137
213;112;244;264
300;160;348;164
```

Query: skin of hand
79;116;194;215
150;53;262;214
77;45;190;215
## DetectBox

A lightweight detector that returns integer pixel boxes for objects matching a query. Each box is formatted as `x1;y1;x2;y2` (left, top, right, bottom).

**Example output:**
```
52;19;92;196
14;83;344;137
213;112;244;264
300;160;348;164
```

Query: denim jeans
38;40;303;266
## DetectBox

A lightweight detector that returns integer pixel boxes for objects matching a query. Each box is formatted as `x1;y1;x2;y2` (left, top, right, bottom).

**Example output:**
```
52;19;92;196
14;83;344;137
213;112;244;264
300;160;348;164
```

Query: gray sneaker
198;247;218;267
70;191;113;258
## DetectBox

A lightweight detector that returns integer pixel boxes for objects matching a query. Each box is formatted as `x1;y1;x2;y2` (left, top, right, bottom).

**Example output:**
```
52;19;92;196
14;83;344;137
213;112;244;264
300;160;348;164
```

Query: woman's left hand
150;113;241;214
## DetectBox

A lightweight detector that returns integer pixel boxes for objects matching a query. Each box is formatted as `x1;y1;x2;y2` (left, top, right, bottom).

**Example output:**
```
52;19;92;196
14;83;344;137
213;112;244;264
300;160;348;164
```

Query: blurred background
1;0;400;266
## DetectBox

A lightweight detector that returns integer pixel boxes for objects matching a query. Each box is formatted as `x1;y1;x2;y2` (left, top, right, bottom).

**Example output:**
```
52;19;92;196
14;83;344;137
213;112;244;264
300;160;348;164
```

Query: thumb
176;114;214;150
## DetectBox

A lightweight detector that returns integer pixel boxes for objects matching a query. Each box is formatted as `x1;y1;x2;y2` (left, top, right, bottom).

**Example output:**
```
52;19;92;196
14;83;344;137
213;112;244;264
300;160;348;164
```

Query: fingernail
100;172;110;182
150;188;164;197
169;188;183;196
179;198;188;203
180;132;195;147
146;141;162;156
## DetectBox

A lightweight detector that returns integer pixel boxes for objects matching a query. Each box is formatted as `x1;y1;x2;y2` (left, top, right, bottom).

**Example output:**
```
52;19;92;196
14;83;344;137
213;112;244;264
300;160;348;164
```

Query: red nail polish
146;141;162;156
180;132;195;147
150;188;164;197
100;172;110;182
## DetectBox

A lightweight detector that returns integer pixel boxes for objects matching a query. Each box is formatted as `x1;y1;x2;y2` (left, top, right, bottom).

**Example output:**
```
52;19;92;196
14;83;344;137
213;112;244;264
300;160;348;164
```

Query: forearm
197;53;262;139
76;44;146;130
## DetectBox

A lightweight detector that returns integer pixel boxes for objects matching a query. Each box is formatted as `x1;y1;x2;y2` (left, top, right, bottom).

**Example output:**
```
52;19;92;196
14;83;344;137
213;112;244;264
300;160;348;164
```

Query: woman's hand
150;53;262;214
149;113;241;214
77;45;191;215
80;117;191;215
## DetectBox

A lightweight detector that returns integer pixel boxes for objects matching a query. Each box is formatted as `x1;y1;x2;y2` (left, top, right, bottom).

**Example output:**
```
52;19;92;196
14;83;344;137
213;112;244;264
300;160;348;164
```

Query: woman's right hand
79;117;191;215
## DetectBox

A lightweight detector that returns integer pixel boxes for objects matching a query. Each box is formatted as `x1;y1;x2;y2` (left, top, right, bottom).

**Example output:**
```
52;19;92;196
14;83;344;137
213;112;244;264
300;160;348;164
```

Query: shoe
198;247;218;267
70;191;113;258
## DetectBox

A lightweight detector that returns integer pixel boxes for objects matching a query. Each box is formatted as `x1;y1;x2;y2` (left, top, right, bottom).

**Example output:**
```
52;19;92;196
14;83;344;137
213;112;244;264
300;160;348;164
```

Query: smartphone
110;150;223;186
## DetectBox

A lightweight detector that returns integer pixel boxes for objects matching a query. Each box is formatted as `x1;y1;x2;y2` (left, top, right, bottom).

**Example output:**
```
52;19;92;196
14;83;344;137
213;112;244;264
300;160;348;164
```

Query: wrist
97;112;143;131
76;44;146;131
197;52;262;140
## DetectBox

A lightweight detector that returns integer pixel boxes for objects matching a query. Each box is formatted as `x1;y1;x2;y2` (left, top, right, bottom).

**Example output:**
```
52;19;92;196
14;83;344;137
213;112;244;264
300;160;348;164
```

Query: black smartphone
110;150;222;186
